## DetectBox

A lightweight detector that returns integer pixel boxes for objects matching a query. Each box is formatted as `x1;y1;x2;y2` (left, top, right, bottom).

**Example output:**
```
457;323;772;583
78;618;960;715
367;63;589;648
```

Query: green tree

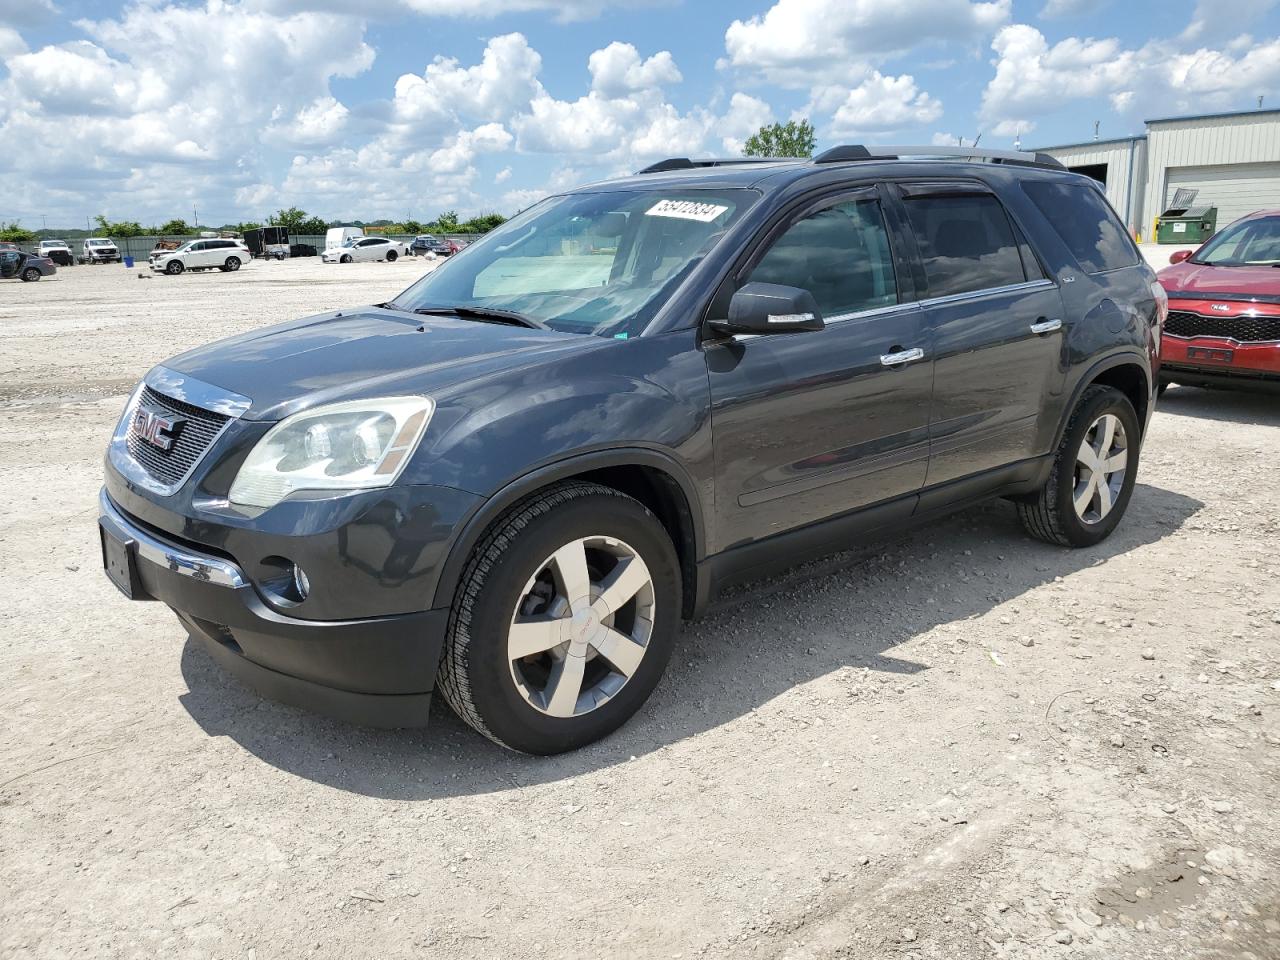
159;218;191;235
271;206;308;230
401;219;425;234
459;212;507;234
743;119;816;159
233;221;262;233
297;216;328;235
0;221;37;242
93;215;145;237
432;210;460;233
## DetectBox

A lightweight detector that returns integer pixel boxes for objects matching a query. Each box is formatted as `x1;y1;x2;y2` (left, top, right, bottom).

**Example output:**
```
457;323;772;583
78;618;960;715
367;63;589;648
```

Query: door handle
1030;318;1063;335
880;346;925;367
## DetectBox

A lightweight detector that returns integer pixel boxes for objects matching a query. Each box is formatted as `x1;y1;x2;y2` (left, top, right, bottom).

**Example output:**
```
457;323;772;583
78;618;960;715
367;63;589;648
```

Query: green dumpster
1156;188;1218;244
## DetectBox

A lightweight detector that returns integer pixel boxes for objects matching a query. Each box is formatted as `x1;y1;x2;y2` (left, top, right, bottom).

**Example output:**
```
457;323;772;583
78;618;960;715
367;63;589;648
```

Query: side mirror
709;282;825;336
1169;249;1192;265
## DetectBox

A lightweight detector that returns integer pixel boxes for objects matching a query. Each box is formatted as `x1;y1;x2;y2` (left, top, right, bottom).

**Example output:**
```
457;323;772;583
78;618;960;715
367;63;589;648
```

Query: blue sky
2;0;1278;228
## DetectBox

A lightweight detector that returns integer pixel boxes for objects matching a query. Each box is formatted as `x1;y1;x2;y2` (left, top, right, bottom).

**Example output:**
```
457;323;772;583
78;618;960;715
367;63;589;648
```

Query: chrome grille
124;386;230;487
1165;310;1280;343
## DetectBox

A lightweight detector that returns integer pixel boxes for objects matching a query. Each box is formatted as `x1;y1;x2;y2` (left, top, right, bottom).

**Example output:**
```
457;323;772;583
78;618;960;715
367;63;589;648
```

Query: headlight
228;396;434;508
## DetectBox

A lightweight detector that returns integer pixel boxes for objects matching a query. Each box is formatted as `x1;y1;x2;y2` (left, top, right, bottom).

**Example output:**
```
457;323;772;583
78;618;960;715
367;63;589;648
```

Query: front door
706;187;933;547
891;182;1067;487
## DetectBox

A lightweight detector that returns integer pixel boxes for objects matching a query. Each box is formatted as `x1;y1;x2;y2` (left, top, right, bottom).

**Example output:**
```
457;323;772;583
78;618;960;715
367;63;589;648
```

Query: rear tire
166;259;184;275
438;482;681;754
222;256;241;272
21;268;40;282
386;250;398;262
1018;385;1140;547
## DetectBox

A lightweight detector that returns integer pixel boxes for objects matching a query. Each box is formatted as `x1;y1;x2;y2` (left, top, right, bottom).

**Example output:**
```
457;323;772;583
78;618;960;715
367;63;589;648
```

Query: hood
1158;261;1280;302
161;306;604;421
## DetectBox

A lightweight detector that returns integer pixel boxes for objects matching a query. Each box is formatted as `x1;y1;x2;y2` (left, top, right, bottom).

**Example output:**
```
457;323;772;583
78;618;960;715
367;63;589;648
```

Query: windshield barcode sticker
645;199;729;222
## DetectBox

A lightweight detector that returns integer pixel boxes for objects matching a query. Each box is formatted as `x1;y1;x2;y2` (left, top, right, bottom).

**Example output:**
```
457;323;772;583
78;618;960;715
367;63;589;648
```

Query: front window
393;189;758;337
1191;215;1280;266
89;240;111;247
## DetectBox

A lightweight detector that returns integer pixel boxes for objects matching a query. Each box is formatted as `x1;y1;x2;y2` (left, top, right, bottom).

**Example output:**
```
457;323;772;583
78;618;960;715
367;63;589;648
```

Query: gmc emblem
133;406;185;451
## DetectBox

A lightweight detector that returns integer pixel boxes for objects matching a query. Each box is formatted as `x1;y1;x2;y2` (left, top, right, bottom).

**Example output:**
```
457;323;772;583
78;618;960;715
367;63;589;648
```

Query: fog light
292;564;310;600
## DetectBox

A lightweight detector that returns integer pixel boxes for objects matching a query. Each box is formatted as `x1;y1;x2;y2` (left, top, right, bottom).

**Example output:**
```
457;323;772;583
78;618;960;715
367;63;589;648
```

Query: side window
189;242;206;252
1021;179;1140;274
748;198;898;318
1012;220;1046;281
902;193;1027;298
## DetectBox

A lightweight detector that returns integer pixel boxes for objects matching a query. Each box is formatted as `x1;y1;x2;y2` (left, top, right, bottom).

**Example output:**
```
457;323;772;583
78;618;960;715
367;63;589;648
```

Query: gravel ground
1;258;1278;960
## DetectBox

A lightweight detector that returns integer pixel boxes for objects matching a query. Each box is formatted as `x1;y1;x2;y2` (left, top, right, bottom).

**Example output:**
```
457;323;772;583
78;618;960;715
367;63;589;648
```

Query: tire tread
436;481;642;749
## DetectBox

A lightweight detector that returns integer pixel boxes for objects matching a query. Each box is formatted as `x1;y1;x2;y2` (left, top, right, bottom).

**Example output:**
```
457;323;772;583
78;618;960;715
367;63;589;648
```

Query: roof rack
811;144;1065;170
636;157;794;174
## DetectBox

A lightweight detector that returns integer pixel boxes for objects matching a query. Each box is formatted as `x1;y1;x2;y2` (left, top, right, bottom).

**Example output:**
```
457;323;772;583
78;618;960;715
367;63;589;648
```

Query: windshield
44;241;67;248
343;238;362;247
89;239;112;246
392;188;758;337
1191;215;1280;266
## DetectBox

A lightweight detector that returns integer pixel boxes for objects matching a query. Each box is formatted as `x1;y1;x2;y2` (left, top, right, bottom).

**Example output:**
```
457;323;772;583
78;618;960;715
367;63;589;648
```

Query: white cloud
588;42;681;97
981;24;1280;135
811;71;943;137
723;0;1011;86
717;92;774;153
494;166;512;183
1181;0;1277;42
247;0;663;23
269;96;350;145
0;25;27;60
1039;0;1107;17
419;33;543;121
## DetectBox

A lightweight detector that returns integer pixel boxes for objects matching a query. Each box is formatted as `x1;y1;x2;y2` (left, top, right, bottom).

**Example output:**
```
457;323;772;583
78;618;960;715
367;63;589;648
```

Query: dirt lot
2;259;1278;960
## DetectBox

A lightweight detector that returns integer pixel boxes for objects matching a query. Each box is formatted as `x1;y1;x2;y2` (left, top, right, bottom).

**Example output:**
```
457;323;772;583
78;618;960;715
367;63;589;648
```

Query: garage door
1165;162;1280;227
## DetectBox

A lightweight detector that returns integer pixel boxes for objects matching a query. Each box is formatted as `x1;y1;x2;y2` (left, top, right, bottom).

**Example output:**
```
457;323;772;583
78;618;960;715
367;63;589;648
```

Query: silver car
1;250;57;282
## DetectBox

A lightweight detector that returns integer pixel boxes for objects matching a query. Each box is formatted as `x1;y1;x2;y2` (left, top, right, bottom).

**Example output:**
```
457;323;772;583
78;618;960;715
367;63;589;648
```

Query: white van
325;227;363;252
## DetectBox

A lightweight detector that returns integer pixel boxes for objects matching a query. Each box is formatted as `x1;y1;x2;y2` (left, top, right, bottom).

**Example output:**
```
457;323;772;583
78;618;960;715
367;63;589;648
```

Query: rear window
1022;180;1139;274
902;193;1028;298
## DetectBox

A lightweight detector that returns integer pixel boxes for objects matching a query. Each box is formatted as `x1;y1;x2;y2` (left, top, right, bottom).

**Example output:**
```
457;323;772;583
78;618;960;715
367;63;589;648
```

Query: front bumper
1161;335;1280;387
98;488;447;728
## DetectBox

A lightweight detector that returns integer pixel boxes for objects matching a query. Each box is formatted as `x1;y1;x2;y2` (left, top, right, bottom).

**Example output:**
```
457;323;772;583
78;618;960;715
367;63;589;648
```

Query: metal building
1036;108;1280;241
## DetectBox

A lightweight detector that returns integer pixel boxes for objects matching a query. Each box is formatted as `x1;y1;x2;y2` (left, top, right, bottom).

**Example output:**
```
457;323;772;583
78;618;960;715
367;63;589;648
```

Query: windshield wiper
412;305;549;330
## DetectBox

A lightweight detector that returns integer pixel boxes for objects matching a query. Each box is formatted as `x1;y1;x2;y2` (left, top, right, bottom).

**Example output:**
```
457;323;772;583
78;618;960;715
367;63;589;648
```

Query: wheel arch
1055;352;1151;450
431;448;705;618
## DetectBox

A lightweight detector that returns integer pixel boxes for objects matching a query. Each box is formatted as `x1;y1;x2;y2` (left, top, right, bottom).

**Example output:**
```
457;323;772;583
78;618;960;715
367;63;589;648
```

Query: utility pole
1093;120;1100;141
1260;95;1266;110
193;205;198;229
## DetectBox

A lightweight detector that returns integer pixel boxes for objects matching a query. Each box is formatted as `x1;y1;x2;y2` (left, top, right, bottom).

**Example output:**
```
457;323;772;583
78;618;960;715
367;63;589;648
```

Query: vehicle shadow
178;482;1202;799
1157;384;1280;426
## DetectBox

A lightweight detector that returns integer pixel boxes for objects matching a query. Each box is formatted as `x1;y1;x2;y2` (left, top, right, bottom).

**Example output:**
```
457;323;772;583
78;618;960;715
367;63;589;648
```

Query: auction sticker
645;199;729;222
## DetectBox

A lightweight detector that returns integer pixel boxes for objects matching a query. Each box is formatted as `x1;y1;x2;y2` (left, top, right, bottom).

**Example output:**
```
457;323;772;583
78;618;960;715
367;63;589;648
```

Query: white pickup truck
81;238;121;264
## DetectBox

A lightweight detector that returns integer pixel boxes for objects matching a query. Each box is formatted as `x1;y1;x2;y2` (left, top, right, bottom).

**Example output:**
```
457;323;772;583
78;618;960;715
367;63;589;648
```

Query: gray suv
99;145;1165;753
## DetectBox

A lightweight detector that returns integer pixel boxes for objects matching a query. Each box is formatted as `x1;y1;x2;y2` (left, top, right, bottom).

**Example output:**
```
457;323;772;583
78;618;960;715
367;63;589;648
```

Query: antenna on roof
1260;95;1266;110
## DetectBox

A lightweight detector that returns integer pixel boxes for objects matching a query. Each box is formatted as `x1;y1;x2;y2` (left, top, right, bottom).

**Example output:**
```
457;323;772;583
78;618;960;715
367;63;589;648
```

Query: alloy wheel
1073;413;1128;524
507;536;655;718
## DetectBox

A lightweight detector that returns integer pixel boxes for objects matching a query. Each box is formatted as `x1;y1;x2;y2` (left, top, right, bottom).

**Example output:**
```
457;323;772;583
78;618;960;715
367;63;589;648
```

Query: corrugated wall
1141;111;1280;236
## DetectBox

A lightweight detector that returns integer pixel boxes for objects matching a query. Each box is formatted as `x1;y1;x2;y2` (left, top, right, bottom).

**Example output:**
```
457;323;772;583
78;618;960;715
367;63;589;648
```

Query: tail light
1149;279;1167;351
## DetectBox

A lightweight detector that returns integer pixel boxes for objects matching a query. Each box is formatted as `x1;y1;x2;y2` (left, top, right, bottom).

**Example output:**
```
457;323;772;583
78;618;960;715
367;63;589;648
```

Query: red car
1156;209;1280;392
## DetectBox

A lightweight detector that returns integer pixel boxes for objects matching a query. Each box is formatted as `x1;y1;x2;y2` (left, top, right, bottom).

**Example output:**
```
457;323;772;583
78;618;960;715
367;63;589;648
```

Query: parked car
82;238;121;264
1156;208;1280;392
0;242;19;252
321;235;408;263
149;238;247;275
325;227;364;250
37;240;74;266
413;235;461;257
1;250;56;281
99;145;1162;753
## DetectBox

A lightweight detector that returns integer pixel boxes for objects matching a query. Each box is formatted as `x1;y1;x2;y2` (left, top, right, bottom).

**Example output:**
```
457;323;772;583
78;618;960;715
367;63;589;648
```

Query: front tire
438;482;681;754
1017;385;1140;547
21;268;40;282
340;254;352;264
166;259;184;275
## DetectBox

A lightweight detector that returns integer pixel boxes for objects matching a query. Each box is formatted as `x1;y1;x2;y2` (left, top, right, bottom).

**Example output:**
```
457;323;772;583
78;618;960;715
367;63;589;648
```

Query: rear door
891;181;1066;488
706;185;933;546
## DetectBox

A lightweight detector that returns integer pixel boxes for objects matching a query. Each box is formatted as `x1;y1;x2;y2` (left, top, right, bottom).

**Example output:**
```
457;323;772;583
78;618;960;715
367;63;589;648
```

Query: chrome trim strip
1162;332;1280;347
916;279;1056;310
145;365;252;417
99;489;246;589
